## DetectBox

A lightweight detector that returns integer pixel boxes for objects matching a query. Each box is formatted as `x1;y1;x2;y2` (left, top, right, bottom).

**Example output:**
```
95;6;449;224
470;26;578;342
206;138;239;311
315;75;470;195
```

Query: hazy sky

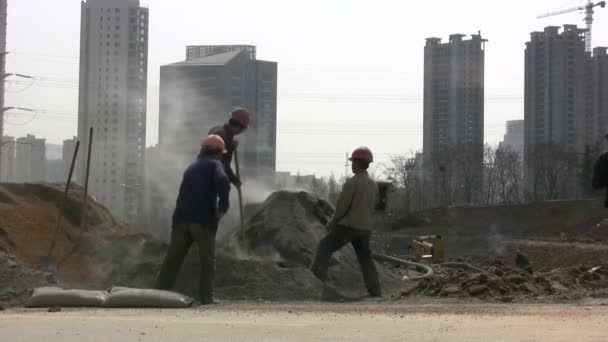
4;0;608;177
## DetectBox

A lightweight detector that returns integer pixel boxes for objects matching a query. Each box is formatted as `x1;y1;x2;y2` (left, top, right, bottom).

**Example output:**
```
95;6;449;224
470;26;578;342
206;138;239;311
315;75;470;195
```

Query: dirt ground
3;184;608;307
1;304;607;341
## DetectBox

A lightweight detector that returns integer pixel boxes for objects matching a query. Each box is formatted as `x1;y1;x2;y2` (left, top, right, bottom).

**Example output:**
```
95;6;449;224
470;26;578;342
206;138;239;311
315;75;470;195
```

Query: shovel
40;140;80;273
234;147;245;233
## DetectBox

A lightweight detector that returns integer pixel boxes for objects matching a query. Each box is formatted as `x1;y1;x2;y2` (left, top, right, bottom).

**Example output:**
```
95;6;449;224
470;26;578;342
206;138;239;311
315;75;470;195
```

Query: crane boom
537;1;606;53
537;6;585;19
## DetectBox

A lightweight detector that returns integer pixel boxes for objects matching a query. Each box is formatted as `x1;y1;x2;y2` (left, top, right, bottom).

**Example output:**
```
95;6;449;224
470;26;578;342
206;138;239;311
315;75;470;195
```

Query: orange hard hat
349;146;374;163
230;108;251;128
202;134;227;154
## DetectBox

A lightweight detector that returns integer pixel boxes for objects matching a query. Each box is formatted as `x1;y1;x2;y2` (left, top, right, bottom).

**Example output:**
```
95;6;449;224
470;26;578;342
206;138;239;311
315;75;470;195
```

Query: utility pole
0;0;9;181
344;152;349;178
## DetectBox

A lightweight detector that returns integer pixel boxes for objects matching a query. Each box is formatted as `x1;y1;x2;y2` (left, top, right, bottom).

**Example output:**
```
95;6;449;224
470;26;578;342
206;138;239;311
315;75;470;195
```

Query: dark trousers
155;222;216;304
311;225;381;296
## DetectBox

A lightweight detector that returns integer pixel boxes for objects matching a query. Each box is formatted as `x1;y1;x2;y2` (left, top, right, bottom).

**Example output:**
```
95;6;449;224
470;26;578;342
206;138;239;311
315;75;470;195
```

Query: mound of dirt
0;252;55;307
214;191;401;300
0;183;126;283
99;191;401;301
87;233;168;290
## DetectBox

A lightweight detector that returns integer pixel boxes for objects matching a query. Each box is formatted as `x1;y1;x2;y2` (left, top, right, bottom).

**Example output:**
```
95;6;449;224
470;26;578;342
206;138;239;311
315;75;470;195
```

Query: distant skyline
4;0;608;177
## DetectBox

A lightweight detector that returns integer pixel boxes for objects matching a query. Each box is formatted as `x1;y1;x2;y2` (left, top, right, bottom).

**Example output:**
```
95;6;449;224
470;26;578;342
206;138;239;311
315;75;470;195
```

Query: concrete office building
159;45;277;185
62;137;78;182
423;33;486;203
499;120;524;156
77;0;148;223
524;25;589;199
140;144;168;239
0;135;14;182
591;47;608;147
14;134;45;183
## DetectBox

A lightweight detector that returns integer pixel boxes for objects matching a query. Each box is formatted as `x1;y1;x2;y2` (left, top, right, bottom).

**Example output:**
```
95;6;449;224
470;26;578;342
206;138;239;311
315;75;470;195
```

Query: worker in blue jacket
155;134;231;305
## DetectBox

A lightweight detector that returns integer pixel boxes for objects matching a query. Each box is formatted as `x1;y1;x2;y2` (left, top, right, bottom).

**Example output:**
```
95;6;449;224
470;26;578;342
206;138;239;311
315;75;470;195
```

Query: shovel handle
46;140;80;257
234;147;245;232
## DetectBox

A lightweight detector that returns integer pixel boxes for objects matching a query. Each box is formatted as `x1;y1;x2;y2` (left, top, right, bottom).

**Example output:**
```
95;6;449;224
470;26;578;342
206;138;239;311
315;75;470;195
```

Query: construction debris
3;184;608;306
179;190;402;301
398;259;608;302
0;252;55;306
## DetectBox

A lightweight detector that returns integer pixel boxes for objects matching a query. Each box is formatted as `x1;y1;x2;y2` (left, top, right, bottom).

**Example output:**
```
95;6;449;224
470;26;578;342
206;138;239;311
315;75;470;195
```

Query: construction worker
515;250;530;269
592;133;608;208
208;108;250;188
310;146;381;297
155;134;231;305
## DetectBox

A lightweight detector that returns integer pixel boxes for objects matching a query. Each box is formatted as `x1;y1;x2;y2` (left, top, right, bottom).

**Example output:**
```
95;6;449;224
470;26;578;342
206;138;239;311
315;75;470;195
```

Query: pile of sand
0;183;126;284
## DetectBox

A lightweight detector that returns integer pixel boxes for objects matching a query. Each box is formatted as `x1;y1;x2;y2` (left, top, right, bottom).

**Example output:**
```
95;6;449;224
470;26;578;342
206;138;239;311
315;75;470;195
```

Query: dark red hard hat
349;146;374;163
230;108;251;128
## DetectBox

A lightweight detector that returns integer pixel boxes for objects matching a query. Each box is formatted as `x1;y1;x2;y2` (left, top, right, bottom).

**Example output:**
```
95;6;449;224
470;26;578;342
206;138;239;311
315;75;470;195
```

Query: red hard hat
230;108;251;128
202;134;227;154
349;146;374;163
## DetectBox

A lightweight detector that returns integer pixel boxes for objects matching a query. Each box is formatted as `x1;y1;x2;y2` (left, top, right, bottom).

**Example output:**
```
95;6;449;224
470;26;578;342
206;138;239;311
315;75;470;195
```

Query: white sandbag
26;287;107;308
103;287;194;308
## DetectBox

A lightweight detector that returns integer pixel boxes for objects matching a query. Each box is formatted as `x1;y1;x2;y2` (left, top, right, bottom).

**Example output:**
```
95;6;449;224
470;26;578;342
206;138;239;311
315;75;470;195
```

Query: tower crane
537;0;606;53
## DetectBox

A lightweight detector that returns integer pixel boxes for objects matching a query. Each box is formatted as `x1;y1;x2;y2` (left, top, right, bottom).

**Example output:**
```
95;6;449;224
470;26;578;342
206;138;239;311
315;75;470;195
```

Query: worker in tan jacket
311;146;381;297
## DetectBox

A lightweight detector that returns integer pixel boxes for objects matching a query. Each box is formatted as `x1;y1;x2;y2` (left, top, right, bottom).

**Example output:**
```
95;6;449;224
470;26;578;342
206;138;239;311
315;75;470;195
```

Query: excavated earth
2;183;608;307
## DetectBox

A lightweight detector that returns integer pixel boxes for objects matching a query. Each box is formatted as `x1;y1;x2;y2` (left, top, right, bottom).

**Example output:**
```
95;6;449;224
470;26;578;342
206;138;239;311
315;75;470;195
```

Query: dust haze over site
5;0;607;178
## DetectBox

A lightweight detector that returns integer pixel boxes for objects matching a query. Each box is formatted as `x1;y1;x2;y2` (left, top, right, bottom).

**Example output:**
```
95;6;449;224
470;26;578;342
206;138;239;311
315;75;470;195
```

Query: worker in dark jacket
311;146;381;297
208;108;250;188
592;133;608;208
155;134;231;305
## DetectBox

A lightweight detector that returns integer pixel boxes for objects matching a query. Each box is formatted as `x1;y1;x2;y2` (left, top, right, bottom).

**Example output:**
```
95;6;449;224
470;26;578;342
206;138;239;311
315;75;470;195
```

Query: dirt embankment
400;199;606;239
0;183;126;285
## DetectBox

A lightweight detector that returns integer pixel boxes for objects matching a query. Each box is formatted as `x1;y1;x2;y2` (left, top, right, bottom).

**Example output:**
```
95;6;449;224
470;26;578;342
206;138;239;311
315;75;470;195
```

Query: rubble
0;252;55;306
399;259;608;302
3;183;608;306
178;191;402;300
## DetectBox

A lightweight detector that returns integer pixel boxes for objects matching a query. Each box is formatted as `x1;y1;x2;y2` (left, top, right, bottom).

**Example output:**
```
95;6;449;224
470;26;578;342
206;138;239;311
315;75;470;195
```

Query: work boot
368;288;382;298
195;297;221;306
311;266;328;282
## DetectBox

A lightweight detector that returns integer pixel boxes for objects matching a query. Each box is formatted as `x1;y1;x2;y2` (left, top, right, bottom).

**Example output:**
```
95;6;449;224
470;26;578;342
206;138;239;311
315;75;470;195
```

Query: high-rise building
77;0;148;223
141;144;168;240
14;134;46;183
499;120;524;156
423;33;486;203
62;137;78;182
524;25;589;199
0;135;14;182
591;47;608;147
0;0;8;179
159;45;277;184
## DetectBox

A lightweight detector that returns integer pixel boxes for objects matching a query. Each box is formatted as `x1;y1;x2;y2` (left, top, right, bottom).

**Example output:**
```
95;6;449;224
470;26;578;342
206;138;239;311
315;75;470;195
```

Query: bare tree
384;153;418;213
326;173;340;205
528;143;575;200
447;144;483;205
482;144;498;206
494;146;523;205
431;155;453;206
381;151;434;214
